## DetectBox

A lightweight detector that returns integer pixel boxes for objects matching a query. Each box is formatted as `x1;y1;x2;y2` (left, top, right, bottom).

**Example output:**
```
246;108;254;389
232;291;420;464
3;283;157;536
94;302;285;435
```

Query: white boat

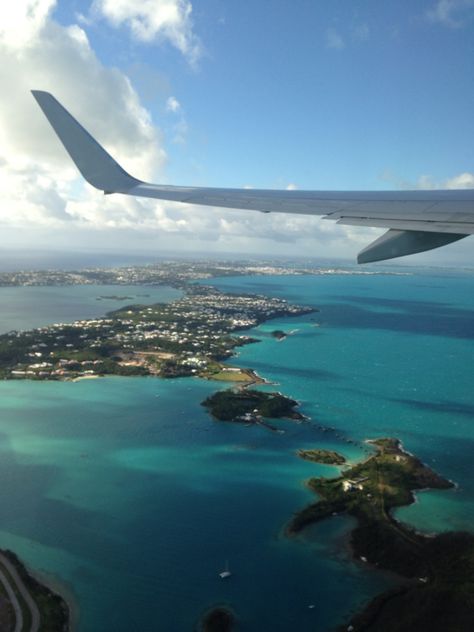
219;560;232;579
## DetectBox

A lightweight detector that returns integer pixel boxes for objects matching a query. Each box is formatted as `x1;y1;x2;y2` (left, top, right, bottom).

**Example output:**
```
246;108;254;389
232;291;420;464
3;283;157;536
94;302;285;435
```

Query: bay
0;270;472;630
0;285;181;334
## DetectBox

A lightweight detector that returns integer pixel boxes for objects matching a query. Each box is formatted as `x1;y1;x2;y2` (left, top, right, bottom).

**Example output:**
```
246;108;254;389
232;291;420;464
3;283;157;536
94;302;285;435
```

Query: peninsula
0;284;313;382
288;438;474;631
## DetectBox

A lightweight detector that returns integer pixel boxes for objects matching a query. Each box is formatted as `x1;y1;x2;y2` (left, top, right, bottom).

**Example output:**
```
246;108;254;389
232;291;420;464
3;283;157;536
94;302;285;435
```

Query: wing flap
335;216;474;235
357;230;467;263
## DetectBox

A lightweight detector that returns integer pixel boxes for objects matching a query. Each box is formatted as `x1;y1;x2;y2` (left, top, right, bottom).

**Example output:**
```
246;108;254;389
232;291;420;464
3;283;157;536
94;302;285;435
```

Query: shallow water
0;270;472;630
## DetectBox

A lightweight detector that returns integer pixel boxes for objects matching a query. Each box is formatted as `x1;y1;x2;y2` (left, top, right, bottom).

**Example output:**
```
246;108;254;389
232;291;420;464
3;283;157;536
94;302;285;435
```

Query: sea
0;268;473;631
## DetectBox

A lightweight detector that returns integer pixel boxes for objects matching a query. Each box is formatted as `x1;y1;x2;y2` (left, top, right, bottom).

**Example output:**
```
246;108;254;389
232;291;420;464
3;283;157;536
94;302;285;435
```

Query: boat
219;560;232;579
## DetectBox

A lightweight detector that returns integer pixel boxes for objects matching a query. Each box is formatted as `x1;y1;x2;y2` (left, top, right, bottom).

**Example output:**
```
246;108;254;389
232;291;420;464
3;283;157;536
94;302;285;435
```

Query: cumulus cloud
166;96;181;112
427;0;474;28
165;95;188;143
380;169;474;191
0;1;369;260
0;0;55;49
445;172;474;188
92;0;202;64
0;0;167;230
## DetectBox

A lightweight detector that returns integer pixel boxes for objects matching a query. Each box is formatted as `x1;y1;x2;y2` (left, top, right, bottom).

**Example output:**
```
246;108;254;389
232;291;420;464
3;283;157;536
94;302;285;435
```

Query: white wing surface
31;90;474;263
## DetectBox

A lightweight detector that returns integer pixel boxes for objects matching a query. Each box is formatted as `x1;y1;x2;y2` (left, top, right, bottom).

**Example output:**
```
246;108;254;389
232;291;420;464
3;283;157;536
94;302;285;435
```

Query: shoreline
286;437;474;630
28;565;79;631
0;549;72;631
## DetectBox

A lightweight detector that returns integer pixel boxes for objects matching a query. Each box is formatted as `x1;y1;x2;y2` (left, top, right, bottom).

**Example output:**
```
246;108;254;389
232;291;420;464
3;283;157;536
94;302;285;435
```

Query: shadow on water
239;359;339;381
391;397;474;418
0;431;132;562
325;295;454;310
332;386;474;422
316;299;474;339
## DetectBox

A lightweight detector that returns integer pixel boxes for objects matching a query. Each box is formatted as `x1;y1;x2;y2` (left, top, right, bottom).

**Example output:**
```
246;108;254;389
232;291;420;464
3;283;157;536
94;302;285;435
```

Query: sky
1;0;474;265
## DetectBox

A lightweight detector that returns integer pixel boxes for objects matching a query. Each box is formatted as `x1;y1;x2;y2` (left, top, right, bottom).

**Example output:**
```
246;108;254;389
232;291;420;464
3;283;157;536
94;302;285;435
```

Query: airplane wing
31;90;474;263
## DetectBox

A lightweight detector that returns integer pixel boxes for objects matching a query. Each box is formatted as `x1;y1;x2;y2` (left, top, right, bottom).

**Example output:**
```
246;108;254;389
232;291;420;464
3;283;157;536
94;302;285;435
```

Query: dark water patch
315;302;474;339
325;295;453;311
392;397;474;418
236;359;339;381
0;433;118;560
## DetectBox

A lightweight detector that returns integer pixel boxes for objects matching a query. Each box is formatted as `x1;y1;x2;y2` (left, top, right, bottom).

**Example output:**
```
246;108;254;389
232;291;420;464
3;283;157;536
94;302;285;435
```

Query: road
0;553;40;632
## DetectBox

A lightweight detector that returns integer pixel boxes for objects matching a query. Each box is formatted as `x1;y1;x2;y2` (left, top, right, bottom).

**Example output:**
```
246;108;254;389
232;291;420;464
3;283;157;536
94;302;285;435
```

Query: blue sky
61;0;474;190
1;1;474;264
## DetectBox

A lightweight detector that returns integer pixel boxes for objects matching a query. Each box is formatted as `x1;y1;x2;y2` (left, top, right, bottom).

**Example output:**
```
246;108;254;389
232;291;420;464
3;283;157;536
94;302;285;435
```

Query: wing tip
31;89;142;193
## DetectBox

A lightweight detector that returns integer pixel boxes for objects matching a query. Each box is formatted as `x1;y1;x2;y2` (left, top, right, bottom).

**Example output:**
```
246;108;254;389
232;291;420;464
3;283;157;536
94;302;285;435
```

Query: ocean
0;269;473;630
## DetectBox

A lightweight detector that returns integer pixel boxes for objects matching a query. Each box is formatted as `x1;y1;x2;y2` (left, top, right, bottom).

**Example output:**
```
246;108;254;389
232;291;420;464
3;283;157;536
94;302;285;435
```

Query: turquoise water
0;271;473;630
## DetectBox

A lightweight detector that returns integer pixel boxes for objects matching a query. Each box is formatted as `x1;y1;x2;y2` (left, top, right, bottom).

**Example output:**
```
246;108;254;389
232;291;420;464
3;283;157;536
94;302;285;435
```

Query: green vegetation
2;550;68;631
0;284;312;382
296;448;346;465
340;531;474;632
287;438;474;631
271;330;286;339
288;438;452;557
202;389;303;422
203;365;261;383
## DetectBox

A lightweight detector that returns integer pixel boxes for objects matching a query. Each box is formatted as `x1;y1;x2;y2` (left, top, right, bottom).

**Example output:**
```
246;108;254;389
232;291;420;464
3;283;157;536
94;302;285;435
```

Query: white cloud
413;172;474;190
0;0;166;230
0;1;373;261
93;0;202;64
0;0;55;49
165;96;187;143
166;96;181;112
286;183;298;190
326;27;345;50
444;172;474;188
380;169;474;191
427;0;474;28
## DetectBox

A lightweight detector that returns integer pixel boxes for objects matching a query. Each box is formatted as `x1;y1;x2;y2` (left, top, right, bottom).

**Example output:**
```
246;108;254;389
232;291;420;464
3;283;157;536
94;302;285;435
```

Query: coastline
0;549;72;631
25;564;81;632
29;566;78;631
286;437;474;631
1;268;473;630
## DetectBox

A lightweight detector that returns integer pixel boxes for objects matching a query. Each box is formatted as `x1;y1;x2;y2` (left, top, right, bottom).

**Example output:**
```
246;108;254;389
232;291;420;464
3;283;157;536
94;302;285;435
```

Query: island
96;294;134;301
200;606;235;632
271;330;287;340
202;388;304;424
287;438;474;631
296;448;346;465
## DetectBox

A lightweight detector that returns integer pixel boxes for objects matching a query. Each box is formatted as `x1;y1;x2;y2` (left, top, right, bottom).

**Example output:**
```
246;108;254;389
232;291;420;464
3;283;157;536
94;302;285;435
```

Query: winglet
31;90;142;193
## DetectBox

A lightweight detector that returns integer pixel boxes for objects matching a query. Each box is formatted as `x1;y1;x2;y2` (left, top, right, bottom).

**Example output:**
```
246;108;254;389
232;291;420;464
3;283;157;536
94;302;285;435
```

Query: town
0;259;404;288
0;283;314;381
